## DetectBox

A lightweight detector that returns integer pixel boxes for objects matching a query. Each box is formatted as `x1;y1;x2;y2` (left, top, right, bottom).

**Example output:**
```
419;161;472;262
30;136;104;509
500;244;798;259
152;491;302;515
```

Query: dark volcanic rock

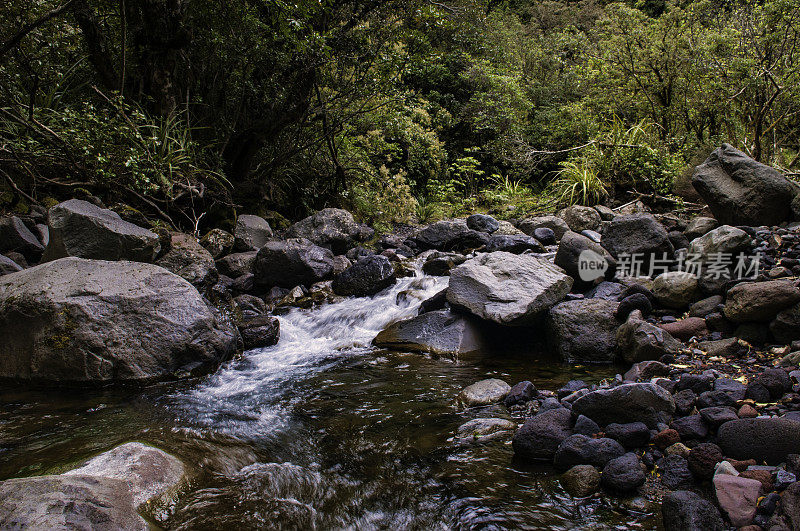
239;315;280;350
512;408;573;461
688;442;723;480
661;490;725;531
254;238;334;288
553;434;625;470
692;143;799;226
286;208;372;254
0;215;44;262
660;455;694;490
409;220;489;253
717;418;800;464
332;255;396;297
571;383;676;428
373;310;488;357
601;213;674;261
505;381;537;407
156;232;218;286
601;452;645;493
233;214;273;252
485;234;544;254
466;214;499;234
546;298;619;363
605;422;650;448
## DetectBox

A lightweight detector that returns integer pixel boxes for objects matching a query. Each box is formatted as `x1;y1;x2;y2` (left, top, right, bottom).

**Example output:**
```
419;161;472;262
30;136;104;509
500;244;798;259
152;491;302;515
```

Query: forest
2;0;800;230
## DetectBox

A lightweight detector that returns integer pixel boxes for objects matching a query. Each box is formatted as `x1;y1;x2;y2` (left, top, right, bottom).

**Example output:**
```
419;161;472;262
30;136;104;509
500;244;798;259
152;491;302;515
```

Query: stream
0;267;657;529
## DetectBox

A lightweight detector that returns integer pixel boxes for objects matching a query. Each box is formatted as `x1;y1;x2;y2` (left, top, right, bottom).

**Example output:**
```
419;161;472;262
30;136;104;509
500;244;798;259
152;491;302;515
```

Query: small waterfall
173;267;448;439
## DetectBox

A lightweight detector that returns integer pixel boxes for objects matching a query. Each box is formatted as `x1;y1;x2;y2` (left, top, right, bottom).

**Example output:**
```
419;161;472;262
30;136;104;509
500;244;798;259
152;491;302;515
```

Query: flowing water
0;267;658;529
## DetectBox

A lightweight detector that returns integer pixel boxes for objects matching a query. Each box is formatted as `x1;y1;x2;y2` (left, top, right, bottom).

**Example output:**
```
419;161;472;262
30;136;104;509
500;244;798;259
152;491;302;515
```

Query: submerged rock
458;378;511;407
0;258;236;383
561;464;600;497
447;252;573;326
455;418;516;445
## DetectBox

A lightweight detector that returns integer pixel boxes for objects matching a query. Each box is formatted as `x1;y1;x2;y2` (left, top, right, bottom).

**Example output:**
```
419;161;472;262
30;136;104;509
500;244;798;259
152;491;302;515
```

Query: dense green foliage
1;0;799;229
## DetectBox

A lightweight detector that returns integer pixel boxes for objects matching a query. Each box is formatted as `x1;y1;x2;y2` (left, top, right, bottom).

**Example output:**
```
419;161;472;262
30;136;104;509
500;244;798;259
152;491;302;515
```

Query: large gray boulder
0;475;147;530
42;199;160;262
571;383;676;428
373;310;488;357
286;208;372;254
554;231;616;284
692;143;799;226
0;258;236;383
233;214;273;252
557;205;602;233
253;238;334;288
0;216;44;262
447;252;573;326
156;232;217;286
546;298;620;363
332;255;396;296
687;225;752;259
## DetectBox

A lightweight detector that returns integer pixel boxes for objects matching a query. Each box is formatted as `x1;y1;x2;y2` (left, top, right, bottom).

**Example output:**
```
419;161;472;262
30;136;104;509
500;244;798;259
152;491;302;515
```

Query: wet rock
605;422;650;448
554;231;616;283
42;199;160;262
688;442;724;480
652;271;698;309
602;452;645;493
546;298;619;363
254;238;334;288
616;310;682;364
0;258;236;383
505;381;537;407
661;490;725;531
332;255;396;297
233;214;273;252
239;315;280;350
518;215;570;240
553;435;625;470
601;213;674;262
571;383;675;428
692;143;799;226
718;418;800;464
485;234;544;254
447;252;573;326
670;414;709;440
235;294;266;317
422;251;467;276
373;310;488;357
0;475;147;530
687;224;753;260
409;220;488;253
0;254;22;276
512;407;573;461
684;217;719;240
0;215;44;262
156;232;218;286
615;293;652;319
561;464;600;497
63;442;186;509
724;280;800;323
466;214;500;234
714;474;762;527
200;228;235;258
558;205;601;233
286;208;372;254
455;418;516;445
458;378;511;407
660;455;694;490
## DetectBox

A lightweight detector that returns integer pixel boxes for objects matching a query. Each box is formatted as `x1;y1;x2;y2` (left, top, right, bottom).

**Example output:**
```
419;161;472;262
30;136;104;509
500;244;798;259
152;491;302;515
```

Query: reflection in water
0;266;655;529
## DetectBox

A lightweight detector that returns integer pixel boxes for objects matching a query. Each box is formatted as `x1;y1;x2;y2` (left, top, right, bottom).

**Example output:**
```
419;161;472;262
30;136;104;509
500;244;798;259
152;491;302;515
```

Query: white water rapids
175;268;448;439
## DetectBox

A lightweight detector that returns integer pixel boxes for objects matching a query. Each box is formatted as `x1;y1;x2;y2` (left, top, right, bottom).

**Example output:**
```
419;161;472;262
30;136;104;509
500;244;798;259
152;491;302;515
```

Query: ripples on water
0;265;656;529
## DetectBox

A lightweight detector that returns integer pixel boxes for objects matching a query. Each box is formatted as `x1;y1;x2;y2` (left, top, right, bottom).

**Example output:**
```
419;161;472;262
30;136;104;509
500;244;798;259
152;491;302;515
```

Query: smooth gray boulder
373;310;487;356
42;199;160;262
253;238;334;288
692;143;799;226
0;258;236;383
652;271;697;309
571;383;676;428
447;252;573;326
286;208;372;254
458;378;511;407
546;298;620;363
233;214;273;252
0;475;147;530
